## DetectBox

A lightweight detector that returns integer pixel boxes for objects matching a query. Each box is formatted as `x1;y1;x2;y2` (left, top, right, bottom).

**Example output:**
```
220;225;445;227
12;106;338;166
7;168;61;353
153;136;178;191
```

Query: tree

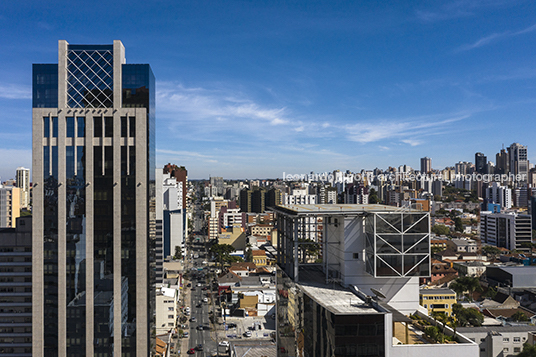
452;303;483;327
431;311;448;342
482;245;502;257
210;244;236;269
518;343;536;357
454;217;463;232
298;238;321;263
432;224;450;236
450;276;482;300
511;311;529;322
369;188;379;204
173;246;182;260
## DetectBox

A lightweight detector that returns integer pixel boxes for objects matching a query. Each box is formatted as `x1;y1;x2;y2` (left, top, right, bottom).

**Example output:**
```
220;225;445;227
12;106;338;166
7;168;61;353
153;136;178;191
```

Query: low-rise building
420;288;457;316
457;325;536;357
155;286;178;335
251;249;268;266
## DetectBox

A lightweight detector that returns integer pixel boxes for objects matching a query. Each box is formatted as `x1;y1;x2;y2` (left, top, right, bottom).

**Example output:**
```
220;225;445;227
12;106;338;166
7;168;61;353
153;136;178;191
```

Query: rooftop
297;268;383;315
457;325;536;333
272;203;419;216
420;288;456;295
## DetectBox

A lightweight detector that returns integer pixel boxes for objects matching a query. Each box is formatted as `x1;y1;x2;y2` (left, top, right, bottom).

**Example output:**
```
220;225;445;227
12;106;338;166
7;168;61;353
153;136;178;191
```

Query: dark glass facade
43;144;58;355
33;41;155;356
33;64;58;108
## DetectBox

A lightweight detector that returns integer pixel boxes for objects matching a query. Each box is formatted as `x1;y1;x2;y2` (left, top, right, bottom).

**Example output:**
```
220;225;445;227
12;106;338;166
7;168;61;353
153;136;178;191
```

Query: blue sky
1;0;535;180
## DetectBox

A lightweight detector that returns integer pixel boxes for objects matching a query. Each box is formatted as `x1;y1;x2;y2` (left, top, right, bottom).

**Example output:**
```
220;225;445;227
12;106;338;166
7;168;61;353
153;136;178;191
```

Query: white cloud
458;23;536;51
343;112;470;145
0;84;31;100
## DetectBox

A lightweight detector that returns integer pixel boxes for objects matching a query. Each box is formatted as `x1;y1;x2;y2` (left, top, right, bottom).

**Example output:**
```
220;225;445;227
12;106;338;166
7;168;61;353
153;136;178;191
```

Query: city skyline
1;1;536;179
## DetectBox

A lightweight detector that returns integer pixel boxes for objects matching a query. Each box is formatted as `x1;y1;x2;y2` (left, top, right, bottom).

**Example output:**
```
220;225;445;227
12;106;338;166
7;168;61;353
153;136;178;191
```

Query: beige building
16;167;30;209
155;287;178;335
0;186;20;228
252;249;267;266
251;224;273;237
218;226;247;250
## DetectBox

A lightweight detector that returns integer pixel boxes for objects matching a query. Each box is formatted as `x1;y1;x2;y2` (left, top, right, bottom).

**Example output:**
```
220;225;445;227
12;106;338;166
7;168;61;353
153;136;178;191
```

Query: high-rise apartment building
0;186;21;228
32;40;155;356
474;152;487;174
0;216;32;356
480;211;532;252
508;142;528;183
420;157;431;173
16;167;31;209
495;148;509;175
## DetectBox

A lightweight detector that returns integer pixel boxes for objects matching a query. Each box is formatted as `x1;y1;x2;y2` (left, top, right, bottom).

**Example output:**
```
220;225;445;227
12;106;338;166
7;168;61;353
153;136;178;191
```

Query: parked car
219;341;229;347
227;323;237;328
243;331;252;337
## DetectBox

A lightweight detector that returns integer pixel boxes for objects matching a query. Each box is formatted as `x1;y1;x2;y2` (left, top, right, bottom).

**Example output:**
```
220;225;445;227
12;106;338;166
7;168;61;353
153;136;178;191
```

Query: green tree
210;244;236;269
173;246;183;260
511;311;529;322
431;311;448;342
452;303;483;327
369;188;379;204
432;224;450;236
454;217;463;232
518;343;536;357
450;277;482;300
298;238;321;263
482;245;502;259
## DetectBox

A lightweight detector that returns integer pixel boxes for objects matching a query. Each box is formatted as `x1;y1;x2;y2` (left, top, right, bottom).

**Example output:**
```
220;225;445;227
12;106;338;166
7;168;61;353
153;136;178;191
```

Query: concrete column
135;108;149;356
58;41;68;108
57;112;67;356
32;109;45;357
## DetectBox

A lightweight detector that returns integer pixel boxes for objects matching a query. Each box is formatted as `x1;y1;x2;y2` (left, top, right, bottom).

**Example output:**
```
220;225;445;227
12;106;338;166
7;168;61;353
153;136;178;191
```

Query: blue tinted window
66;117;75;137
33;64;58;108
44;117;50;137
77;117;85;137
52;117;58;137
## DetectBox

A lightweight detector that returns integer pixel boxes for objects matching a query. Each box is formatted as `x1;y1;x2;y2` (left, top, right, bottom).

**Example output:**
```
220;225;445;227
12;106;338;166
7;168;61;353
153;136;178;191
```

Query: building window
503;348;509;352
353;253;359;259
514;337;520;343
514;347;521;353
168;315;174;319
503;338;509;342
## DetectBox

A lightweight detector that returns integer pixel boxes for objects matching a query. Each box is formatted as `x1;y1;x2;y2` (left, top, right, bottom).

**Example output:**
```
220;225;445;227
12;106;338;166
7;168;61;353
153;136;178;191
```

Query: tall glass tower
32;40;155;357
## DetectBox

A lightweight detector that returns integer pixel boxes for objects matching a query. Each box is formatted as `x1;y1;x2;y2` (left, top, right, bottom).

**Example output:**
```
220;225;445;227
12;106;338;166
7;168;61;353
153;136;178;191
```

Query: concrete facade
32;40;154;356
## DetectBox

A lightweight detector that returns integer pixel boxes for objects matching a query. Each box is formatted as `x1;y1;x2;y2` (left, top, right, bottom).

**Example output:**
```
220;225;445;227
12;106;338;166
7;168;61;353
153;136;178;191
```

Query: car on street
218;341;229;347
226;323;237;328
202;287;208;291
196;344;203;351
203;297;208;303
187;348;196;354
196;303;202;308
190;317;196;322
197;325;204;330
182;331;189;338
243;331;252;337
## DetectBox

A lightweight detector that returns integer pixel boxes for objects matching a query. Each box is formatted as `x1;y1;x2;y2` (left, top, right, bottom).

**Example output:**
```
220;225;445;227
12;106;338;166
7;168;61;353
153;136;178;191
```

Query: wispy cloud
415;0;513;23
343;113;470;145
0;84;31;100
458;23;536;51
157;82;289;126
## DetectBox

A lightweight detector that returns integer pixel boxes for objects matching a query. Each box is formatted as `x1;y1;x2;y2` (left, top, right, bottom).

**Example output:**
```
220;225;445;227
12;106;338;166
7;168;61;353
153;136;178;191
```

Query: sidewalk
179;263;192;356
